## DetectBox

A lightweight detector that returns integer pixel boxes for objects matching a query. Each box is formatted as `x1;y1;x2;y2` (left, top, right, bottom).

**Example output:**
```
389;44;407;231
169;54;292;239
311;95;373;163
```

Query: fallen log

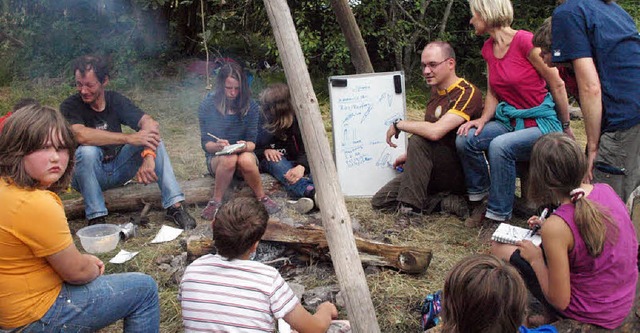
62;175;284;220
187;219;432;274
63;177;215;220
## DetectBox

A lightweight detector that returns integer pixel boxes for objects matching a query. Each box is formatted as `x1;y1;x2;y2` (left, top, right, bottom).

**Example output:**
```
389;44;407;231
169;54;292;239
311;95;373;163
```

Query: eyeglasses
421;58;452;70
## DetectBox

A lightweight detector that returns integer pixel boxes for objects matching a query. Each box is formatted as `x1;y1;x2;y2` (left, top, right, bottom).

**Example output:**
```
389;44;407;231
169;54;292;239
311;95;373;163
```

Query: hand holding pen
207;132;229;150
528;208;549;237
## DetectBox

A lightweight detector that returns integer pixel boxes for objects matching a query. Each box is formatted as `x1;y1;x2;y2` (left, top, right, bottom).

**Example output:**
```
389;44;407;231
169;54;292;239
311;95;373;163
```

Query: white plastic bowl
76;224;120;254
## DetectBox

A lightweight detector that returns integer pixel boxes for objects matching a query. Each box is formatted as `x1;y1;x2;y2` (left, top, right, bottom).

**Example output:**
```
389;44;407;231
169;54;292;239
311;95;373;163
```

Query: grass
1;65;587;332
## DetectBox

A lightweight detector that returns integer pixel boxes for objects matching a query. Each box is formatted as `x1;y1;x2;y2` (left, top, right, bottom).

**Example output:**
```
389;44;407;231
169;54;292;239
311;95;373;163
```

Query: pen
529;208;549;237
207;132;222;141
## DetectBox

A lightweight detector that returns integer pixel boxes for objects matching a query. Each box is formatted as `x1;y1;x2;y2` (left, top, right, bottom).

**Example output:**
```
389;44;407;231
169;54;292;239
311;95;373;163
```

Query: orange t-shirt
0;179;73;328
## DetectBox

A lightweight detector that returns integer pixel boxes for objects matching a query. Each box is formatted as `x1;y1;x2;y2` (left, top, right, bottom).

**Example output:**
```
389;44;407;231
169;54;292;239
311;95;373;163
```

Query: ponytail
571;188;617;257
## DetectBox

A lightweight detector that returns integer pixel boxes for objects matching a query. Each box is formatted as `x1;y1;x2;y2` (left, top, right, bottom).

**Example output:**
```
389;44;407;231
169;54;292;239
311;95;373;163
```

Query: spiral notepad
215;143;246;156
491;223;542;246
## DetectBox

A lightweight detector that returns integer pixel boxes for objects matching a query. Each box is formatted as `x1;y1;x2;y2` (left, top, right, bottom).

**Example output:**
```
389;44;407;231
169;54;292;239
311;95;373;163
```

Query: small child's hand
318;301;338;319
527;215;543;229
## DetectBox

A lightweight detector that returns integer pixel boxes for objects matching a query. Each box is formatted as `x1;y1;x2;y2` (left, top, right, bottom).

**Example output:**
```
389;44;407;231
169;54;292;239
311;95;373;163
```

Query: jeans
72;142;185;219
20;273;159;332
259;158;313;198
456;121;542;220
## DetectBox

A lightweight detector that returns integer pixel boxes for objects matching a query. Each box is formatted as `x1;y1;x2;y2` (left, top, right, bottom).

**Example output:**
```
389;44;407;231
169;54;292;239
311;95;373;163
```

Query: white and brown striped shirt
180;254;298;332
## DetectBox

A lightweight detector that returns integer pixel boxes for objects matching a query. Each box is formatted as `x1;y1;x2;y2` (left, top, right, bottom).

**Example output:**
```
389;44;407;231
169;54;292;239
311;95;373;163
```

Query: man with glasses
60;55;196;229
372;41;483;217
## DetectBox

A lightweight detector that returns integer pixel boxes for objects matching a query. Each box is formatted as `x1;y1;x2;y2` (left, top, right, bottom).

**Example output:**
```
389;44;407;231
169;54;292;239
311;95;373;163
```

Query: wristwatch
393;118;402;138
562;121;570;129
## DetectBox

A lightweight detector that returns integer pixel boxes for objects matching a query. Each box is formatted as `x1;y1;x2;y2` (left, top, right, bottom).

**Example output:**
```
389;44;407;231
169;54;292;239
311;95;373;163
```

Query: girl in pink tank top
491;133;638;329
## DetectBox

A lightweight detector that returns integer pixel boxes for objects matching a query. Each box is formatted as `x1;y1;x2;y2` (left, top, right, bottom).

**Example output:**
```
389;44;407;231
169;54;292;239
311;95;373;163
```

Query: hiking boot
259;196;281;214
464;200;487;228
201;200;222;221
166;204;196;230
88;216;107;226
289;197;314;214
440;194;469;220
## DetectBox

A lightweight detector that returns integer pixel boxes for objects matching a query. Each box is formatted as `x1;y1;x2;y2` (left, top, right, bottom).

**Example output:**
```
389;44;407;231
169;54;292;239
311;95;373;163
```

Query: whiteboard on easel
329;71;407;197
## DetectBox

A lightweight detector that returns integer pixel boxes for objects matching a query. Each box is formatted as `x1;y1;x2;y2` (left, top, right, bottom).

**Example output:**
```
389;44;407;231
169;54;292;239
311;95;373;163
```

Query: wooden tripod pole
262;1;381;332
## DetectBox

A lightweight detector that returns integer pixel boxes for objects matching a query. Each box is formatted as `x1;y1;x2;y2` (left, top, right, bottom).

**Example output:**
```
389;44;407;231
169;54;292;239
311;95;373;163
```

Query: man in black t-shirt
60;55;195;229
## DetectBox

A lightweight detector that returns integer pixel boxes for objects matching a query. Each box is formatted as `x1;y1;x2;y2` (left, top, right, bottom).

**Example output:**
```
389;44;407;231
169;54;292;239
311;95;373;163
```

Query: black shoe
166;204;196;230
88;216;107;225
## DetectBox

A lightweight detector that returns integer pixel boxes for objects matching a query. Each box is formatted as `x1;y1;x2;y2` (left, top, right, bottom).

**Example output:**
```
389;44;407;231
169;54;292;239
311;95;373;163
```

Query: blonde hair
441;254;526;333
528;133;616;257
259;83;294;139
469;0;514;28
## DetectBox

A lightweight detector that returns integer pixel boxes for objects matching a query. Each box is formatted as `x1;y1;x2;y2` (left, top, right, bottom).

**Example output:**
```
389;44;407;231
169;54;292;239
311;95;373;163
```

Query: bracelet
141;148;156;159
562;121;570;130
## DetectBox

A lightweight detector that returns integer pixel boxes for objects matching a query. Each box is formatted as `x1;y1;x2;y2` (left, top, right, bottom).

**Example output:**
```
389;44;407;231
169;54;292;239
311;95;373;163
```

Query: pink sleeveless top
553;184;638;329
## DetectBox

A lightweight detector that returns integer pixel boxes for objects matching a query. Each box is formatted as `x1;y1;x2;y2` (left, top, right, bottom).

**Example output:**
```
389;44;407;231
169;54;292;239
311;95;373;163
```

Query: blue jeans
72;142;185;219
456;121;543;220
21;273;159;332
259;158;313;198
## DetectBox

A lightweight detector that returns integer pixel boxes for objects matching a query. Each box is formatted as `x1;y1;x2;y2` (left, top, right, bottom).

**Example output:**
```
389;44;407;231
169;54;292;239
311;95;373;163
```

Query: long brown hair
441;254;527;333
259;83;294;138
528;133;615;256
0;105;76;193
212;62;252;116
213;197;268;260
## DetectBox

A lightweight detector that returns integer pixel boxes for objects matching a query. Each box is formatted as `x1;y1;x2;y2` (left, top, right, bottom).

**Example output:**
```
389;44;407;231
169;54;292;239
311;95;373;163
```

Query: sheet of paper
109;249;140;264
150;225;183;244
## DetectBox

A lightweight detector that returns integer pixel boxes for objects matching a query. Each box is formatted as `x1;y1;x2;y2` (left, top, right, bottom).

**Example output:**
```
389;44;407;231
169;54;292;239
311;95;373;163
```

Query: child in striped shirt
180;197;337;332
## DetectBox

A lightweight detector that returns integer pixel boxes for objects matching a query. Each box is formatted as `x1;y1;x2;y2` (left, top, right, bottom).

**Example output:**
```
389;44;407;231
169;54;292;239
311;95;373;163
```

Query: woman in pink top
492;133;638;329
456;0;572;226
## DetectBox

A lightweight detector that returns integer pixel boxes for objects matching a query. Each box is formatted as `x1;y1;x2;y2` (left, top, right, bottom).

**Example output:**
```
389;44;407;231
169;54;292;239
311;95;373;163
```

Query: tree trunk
262;1;381;331
438;0;455;38
187;219;433;274
329;0;374;74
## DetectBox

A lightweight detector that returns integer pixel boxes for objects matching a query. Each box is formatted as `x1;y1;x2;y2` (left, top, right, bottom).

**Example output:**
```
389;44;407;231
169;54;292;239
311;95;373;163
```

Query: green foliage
0;0;169;86
0;0;638;88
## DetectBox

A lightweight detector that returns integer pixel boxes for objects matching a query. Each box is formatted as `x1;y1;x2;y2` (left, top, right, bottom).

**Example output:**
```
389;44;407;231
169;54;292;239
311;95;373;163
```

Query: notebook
215;143;246;156
491;223;542;246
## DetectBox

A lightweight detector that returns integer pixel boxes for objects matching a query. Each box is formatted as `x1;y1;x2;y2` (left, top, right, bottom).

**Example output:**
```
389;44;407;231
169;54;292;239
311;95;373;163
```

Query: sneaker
398;203;423;216
259;196;281;214
166;204;196;230
201;200;222;221
289;197;314;214
88;216;107;226
464;200;487;228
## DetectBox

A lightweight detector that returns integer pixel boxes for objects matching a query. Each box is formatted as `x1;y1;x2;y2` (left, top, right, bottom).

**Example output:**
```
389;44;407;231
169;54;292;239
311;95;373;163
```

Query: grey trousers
371;135;466;212
593;122;640;203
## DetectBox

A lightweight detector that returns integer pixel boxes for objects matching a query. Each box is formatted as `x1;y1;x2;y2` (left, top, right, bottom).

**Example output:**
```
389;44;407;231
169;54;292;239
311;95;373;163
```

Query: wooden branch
263;0;381;331
329;0;374;73
438;0;455;38
187;219;432;274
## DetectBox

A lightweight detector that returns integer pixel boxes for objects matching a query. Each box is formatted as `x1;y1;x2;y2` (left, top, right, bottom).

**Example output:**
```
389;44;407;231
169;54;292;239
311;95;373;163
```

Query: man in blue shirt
551;0;640;203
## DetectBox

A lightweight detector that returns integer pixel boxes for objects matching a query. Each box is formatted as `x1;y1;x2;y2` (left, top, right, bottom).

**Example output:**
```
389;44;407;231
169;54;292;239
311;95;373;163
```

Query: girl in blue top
198;62;280;219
